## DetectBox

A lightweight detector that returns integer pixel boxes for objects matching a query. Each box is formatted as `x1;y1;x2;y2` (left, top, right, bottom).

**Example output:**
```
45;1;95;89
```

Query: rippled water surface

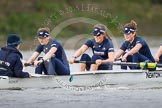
1;87;162;108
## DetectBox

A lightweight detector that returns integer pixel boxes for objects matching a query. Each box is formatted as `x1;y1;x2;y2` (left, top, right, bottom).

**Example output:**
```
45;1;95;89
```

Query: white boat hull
1;70;162;90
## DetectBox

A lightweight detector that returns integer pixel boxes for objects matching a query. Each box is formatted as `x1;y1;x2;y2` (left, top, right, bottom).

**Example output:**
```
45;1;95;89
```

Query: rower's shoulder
135;36;144;40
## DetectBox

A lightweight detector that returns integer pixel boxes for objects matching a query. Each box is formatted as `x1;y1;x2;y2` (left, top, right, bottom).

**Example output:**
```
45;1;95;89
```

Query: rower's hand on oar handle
95;59;102;66
34;59;43;67
121;55;127;62
69;56;77;64
154;56;159;62
22;60;28;67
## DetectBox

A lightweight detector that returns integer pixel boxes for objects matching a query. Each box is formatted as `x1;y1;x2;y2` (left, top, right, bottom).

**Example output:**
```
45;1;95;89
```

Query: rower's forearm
42;53;54;61
127;44;141;56
127;48;139;55
102;58;114;63
115;54;120;59
27;52;39;63
73;49;83;58
27;57;36;63
41;47;57;61
115;50;124;59
154;51;161;59
73;45;88;58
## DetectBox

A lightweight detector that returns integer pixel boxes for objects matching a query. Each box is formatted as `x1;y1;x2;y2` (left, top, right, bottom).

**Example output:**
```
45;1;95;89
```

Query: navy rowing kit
0;46;30;78
80;38;114;70
35;38;70;75
120;36;155;70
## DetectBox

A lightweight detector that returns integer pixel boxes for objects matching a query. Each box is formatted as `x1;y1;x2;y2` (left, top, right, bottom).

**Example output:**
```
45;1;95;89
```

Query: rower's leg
90;64;98;71
50;57;70;75
121;53;132;70
79;54;91;71
127;55;133;69
35;57;47;74
133;53;156;71
79;63;87;71
98;64;112;70
90;63;112;71
46;59;57;75
90;55;101;71
131;53;148;69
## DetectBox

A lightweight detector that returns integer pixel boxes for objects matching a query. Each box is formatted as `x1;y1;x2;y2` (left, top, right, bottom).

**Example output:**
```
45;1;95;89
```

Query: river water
1;37;162;108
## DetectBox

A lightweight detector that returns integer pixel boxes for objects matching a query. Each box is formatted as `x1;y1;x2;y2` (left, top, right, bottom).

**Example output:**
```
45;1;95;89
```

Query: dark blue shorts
80;53;112;70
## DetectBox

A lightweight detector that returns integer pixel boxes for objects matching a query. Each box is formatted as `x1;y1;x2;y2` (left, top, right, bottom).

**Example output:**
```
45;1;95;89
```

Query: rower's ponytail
124;20;137;30
123;20;137;36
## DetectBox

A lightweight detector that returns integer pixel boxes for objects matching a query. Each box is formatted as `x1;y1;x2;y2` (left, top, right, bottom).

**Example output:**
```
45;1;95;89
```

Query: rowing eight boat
0;69;162;90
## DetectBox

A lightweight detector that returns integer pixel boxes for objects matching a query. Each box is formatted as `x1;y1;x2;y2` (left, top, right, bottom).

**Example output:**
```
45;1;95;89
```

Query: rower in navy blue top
69;24;114;71
25;27;70;75
0;34;31;78
115;20;155;70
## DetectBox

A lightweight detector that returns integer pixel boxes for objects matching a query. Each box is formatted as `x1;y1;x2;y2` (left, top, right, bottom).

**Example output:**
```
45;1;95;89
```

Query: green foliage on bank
0;0;162;41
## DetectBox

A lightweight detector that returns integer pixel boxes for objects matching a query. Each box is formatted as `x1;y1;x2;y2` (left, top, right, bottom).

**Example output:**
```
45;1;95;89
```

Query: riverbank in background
0;0;162;40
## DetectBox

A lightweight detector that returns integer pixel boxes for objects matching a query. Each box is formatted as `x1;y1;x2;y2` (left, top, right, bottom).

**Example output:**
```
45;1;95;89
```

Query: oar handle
24;63;34;66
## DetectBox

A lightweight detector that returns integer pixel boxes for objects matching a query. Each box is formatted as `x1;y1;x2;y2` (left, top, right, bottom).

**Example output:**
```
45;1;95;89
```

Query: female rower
69;24;114;71
25;27;70;75
115;20;155;70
